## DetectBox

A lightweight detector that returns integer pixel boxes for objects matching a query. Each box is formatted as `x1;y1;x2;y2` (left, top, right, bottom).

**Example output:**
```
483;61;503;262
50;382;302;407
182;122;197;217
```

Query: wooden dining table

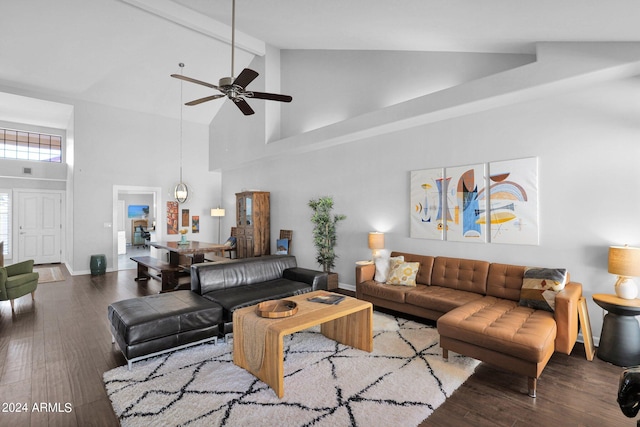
150;240;228;267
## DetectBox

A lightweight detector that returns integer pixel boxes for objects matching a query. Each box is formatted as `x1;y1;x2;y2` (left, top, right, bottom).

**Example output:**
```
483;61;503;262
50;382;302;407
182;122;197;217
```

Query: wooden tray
256;300;298;318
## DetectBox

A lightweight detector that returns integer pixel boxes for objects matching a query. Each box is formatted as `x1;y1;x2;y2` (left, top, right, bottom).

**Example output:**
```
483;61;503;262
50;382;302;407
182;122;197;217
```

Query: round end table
593;293;640;367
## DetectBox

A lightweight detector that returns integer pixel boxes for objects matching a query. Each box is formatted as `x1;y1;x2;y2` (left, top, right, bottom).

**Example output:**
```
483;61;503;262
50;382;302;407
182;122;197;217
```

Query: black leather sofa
191;255;328;338
108;255;327;369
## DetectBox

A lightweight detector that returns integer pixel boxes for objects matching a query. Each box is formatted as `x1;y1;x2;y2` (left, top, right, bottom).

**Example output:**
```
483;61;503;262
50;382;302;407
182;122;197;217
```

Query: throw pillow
386;261;420;287
224;236;237;247
519;267;568;312
374;256;404;283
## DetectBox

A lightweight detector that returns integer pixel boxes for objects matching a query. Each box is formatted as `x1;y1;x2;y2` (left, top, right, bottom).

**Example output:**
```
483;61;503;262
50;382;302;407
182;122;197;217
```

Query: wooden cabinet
236;191;270;258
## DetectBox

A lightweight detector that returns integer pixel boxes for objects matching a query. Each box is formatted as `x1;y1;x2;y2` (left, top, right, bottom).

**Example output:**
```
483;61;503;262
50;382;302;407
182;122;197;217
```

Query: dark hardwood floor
0;267;633;426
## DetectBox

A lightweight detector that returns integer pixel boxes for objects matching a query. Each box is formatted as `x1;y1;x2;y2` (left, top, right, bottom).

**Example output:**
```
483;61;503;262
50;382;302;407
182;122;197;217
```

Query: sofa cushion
390;252;435;285
519;267;568;312
431;256;489;294
437;296;556;363
405;285;484;313
6;272;39;289
202;278;311;321
486;263;526;302
357;280;416;303
374;256;404;282
191;255;298;294
386;261;420;286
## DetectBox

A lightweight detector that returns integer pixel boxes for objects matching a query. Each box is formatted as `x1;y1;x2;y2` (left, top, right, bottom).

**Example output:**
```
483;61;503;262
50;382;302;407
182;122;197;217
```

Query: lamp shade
210;208;225;217
368;232;385;250
608;246;640;277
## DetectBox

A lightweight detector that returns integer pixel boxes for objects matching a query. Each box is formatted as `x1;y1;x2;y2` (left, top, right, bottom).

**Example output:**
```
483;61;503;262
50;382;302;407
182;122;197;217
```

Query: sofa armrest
0;268;7;300
554;281;582;355
283;267;328;291
5;259;34;277
356;263;375;284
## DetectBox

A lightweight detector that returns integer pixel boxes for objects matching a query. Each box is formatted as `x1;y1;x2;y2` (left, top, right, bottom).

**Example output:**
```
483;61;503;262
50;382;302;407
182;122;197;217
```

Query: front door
18;191;62;264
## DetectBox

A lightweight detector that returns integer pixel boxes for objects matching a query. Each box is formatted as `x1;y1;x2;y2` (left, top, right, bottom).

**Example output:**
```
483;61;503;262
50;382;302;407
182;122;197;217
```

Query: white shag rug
103;312;479;427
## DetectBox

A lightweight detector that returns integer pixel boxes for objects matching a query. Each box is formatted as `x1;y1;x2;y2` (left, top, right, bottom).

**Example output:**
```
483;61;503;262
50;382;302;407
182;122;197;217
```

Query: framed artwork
167;201;178;235
445;164;487;243
410;168;445;240
488;157;539;245
192;216;199;233
182;209;189;227
127;205;149;218
276;238;289;255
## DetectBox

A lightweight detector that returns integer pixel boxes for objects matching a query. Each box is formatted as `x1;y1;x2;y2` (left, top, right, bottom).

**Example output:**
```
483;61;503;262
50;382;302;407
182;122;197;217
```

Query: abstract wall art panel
445;164;487;243
488;157;539;245
410;168;445;240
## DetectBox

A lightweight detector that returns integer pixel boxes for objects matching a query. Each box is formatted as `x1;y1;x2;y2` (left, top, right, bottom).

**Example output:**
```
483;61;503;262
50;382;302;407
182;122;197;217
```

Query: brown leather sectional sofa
355;251;582;397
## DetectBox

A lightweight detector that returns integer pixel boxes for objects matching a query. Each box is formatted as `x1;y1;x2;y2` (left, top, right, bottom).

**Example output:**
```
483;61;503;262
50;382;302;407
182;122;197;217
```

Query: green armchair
0;260;39;313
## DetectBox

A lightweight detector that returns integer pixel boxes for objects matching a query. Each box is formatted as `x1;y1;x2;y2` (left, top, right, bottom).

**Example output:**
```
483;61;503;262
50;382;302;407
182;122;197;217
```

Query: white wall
212;46;640;344
69;99;221;274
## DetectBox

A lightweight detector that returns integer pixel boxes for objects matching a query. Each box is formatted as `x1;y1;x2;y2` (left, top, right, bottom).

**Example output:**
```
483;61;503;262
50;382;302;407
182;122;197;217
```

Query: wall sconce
608;245;640;299
211;207;225;244
368;232;385;261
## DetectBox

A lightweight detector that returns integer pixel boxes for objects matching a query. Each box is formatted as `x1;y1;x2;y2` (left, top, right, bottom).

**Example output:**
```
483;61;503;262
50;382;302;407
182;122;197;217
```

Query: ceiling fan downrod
230;0;235;80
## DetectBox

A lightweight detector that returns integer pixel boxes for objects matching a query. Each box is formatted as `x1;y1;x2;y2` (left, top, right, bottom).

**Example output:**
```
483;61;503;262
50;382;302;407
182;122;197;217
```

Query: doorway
112;185;162;271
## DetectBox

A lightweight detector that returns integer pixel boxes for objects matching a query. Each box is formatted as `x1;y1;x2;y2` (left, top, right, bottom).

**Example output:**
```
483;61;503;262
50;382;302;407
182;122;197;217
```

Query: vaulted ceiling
1;0;640;127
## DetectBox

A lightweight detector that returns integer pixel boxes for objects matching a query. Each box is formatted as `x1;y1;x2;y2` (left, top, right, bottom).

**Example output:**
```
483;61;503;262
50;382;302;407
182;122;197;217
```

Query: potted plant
309;197;346;289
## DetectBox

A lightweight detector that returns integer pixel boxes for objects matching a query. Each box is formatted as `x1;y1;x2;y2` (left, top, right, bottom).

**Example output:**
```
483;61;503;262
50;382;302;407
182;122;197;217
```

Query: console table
593;293;640;366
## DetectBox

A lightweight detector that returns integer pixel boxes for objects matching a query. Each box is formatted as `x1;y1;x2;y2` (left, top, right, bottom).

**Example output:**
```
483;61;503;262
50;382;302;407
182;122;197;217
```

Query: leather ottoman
108;290;223;369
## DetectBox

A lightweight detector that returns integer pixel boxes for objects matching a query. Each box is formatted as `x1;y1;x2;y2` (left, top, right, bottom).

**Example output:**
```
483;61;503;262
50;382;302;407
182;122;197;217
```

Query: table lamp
211;208;225;244
368;232;385;261
608;245;640;299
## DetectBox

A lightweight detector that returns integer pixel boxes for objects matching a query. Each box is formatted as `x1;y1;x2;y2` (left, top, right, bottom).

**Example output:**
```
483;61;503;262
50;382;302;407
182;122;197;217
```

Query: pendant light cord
179;62;184;183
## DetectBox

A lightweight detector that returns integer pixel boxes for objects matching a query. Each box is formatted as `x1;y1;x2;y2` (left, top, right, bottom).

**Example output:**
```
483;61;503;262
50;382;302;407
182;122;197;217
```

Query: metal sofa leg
528;377;537;398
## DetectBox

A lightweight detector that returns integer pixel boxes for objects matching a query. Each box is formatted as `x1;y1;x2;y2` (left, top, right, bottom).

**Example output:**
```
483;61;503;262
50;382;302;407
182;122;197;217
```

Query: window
0;127;62;163
0;190;10;259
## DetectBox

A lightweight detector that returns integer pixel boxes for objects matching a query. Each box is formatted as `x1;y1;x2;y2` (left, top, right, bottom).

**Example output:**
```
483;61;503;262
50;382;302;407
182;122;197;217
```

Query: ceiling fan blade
233;68;259;89
171;74;220;90
248;91;293;103
233;98;255;115
185;94;225;106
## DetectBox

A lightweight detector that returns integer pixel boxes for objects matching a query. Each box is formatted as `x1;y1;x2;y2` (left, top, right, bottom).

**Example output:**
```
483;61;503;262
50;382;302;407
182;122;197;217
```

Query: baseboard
338;283;355;293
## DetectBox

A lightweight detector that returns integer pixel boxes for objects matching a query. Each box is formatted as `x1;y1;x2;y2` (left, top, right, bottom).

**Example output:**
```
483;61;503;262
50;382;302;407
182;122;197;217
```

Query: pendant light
174;62;190;204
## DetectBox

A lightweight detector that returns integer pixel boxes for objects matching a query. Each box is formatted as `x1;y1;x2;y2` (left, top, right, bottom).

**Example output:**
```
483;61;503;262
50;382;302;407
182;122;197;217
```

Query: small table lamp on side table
608;245;640;299
368;232;384;261
593;294;640;367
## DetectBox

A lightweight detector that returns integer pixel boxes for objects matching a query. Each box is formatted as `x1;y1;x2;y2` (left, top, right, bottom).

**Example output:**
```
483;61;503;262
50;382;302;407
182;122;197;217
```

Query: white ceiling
1;0;640;127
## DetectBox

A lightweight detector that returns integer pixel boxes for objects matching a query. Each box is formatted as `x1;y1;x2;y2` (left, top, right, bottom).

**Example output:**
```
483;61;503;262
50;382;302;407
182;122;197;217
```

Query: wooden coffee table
233;291;373;398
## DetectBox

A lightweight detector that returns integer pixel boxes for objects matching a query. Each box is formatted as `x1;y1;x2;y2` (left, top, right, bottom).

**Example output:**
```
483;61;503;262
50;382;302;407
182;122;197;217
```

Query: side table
593;293;640;367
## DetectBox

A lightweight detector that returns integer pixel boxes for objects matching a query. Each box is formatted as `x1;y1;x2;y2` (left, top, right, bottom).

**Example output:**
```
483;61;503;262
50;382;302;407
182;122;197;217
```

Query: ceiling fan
170;0;292;116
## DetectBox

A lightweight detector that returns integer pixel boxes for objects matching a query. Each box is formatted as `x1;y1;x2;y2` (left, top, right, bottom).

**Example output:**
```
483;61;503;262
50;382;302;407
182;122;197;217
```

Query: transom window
0;127;62;163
